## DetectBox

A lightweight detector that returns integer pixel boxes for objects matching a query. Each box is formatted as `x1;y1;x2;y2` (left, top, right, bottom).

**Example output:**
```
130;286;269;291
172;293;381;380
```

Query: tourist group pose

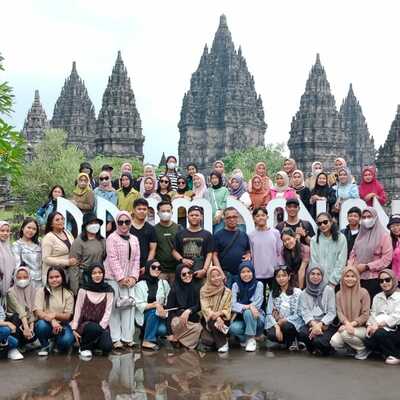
2;155;400;367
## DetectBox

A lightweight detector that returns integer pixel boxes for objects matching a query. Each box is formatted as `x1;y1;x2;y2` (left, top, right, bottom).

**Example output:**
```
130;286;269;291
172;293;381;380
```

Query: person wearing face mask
161;155;181;192
70;213;106;292
305;161;323;191
6;267;38;349
154;201;182;283
349;207;393;300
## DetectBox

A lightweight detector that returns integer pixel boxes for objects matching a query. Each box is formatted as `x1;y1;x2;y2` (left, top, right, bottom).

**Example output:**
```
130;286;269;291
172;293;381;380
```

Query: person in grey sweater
298;266;337;356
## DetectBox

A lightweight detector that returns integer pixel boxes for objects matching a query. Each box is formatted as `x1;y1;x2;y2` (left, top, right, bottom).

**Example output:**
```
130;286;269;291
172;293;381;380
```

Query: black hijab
311;172;331;197
81;264;114;293
173;264;199;308
144;260;160;303
177;177;188;195
120;172;134;196
210;171;223;190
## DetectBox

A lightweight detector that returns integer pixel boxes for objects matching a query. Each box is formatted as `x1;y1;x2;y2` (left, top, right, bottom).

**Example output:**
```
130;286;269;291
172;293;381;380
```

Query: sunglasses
160;180;169;184
99;176;109;181
317;220;329;226
178;181;186;185
151;265;162;271
181;271;193;278
117;219;131;226
379;277;392;284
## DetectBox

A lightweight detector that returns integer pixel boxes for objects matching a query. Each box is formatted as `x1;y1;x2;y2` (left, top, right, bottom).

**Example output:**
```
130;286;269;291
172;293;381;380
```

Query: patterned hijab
73;173;91;196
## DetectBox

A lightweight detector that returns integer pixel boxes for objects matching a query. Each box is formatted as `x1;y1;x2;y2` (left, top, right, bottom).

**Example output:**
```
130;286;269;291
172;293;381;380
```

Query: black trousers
201;319;229;349
361;279;381;303
365;328;400;358
298;324;337;356
80;322;112;354
266;321;298;347
257;278;275;309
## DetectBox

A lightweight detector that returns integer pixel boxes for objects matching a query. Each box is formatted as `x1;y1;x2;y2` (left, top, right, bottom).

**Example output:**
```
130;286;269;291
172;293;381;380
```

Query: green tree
0;53;26;180
223;144;286;181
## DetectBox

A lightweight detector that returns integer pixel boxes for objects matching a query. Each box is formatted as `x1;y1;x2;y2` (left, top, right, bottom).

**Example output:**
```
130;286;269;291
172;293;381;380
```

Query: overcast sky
2;0;400;165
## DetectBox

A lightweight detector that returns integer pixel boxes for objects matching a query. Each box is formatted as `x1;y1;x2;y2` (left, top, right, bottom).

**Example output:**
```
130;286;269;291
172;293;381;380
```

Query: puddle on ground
10;349;283;399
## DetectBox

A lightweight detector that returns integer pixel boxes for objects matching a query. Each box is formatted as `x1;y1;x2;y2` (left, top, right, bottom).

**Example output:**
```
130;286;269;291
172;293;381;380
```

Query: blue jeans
143;309;167;343
34;320;74;352
0;326;18;349
229;309;265;343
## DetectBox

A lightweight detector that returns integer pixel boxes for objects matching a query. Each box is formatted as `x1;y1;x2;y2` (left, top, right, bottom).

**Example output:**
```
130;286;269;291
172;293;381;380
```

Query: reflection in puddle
11;350;281;399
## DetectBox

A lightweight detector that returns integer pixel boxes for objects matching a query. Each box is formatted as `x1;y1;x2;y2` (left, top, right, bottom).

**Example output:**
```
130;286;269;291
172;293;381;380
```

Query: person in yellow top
72;173;95;213
117;172;140;213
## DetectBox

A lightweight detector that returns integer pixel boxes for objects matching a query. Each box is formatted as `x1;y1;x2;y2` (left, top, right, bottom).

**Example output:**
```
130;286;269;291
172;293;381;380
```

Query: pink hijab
193;173;207;199
359;166;387;206
0;221;16;297
115;211;132;236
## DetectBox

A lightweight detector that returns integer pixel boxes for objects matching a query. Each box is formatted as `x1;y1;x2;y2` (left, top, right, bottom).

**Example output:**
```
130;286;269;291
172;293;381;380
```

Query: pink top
349;234;393;280
392;241;400;279
104;231;140;282
270;188;297;200
70;289;113;330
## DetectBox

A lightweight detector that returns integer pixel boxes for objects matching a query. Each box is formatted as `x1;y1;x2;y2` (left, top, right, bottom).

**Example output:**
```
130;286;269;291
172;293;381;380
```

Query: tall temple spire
288;54;345;173
376;105;400;200
339;83;375;180
51;61;96;155
96;51;144;158
22;90;49;159
178;15;266;171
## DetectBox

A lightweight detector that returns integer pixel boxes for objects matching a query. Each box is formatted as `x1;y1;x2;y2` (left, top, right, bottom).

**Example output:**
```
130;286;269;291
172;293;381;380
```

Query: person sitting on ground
309;172;337;219
298;267;337;357
0;300;23;360
200;266;232;353
359;166;387;207
134;260;170;351
34;266;75;356
341;206;361;260
229;261;265;352
265;266;304;349
117;172;140;214
166;264;202;350
365;269;400;365
330;266;371;360
71;173;95;214
270;171;297;200
70;264;113;360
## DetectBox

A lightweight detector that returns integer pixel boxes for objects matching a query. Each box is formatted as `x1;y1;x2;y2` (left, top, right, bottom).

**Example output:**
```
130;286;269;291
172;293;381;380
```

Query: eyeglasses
181;271;193;278
317;220;329;226
379;277;392;284
160;180;169;184
178;181;186;185
151;265;162;271
117;219;131;226
99;177;109;181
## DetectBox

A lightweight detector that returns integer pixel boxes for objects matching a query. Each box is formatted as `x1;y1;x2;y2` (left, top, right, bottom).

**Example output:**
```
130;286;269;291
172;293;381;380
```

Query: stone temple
178;14;266;171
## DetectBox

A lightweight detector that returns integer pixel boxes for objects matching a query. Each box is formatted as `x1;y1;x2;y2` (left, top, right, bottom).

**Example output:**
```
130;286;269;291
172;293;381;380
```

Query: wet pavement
1;347;398;400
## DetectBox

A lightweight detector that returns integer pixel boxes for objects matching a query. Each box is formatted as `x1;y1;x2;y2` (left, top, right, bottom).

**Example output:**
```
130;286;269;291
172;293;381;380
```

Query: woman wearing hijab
6;266;37;347
270;171;297;200
71;172;95;213
228;175;251;208
229;260;265;352
332;168;359;216
104;211;140;349
157;174;173;202
249;175;271;209
192;173;207;199
36;185;66;228
328;157;348;186
136;164;158;192
134;260;170;351
212;160;228;186
365;269;400;365
291;170;311;211
113;162;133;190
349;207;393;299
310;212;347;288
359;166;387;206
247;162;272;192
388;214;400;279
309;172;337;219
166;264;202;349
0;221;16;303
265;266;304;349
205;172;229;233
70;264;114;359
171;176;194;227
200;266;232;353
330;266;371;360
117;172;140;213
283;158;297;180
305;161;323;190
140;176;162;202
94;170;117;205
298;267;337;356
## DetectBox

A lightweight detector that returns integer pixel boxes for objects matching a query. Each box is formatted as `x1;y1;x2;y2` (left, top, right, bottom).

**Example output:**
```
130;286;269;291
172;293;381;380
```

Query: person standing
291;170;311;212
36;185;66;228
0;221;16;302
359;166;387;207
309;172;336;219
94;170;117;206
341;207;361;259
205;172;229;233
185;163;198;191
117;173;140;214
248;175;271;210
71;173;95;214
113;162;133;190
270;171;297;200
104;211;140;349
305;161;323;191
212;207;251;287
162;155;181;191
388;214;400;279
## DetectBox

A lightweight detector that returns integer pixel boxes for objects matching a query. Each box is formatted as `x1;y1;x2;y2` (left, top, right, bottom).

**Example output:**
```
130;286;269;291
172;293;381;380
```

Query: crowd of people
1;155;400;368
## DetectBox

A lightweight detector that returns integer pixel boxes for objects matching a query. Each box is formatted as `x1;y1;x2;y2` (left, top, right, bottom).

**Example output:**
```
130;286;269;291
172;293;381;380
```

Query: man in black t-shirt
172;205;214;280
276;198;315;245
129;198;157;276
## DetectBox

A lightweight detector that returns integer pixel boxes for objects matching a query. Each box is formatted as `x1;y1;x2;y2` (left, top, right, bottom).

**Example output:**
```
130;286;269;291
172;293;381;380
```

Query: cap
188;205;204;215
387;214;400;228
286;198;300;207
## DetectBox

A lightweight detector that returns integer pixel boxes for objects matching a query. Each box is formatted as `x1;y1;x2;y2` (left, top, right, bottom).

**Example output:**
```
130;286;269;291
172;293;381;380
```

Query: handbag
115;286;136;309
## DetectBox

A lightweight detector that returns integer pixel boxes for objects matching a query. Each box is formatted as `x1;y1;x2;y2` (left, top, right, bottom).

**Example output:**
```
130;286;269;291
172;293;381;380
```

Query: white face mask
16;279;30;289
167;162;176;170
362;218;375;229
86;223;100;234
158;211;172;222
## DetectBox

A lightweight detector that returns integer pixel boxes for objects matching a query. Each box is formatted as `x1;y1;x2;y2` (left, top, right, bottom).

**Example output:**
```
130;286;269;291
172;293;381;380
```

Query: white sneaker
245;338;257;352
385;356;400;365
8;348;24;360
217;342;229;353
79;349;93;359
355;349;371;360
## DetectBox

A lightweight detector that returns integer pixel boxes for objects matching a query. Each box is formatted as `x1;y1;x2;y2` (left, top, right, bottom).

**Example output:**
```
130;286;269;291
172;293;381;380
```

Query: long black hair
45;211;64;234
19;217;40;244
316;212;339;243
44;266;71;309
41;185;65;209
157;174;172;193
281;228;302;273
271;266;294;298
